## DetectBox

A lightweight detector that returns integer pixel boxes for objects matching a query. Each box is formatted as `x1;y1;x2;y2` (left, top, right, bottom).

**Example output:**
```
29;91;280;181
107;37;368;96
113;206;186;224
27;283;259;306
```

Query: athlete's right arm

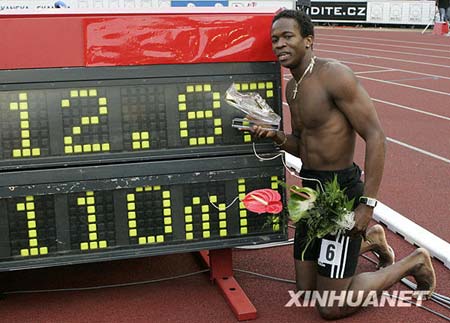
251;79;300;156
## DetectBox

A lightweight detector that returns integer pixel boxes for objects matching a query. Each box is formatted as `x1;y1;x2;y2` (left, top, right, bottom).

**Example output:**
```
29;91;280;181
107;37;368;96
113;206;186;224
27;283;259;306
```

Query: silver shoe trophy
225;84;281;131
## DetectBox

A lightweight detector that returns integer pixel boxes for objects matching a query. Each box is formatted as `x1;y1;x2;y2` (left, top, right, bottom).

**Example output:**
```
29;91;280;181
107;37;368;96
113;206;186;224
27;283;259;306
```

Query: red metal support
199;249;257;321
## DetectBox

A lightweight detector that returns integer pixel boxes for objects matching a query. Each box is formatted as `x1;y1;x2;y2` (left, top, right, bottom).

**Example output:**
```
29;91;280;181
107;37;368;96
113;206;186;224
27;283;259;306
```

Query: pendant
292;87;299;100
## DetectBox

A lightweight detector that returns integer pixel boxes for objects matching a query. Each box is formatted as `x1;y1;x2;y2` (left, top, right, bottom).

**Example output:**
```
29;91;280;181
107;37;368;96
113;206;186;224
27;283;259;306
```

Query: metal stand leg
199;249;257;321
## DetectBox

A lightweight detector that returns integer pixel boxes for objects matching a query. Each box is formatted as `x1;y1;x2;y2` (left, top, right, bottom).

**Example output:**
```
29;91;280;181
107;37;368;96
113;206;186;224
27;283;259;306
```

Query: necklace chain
292;56;316;100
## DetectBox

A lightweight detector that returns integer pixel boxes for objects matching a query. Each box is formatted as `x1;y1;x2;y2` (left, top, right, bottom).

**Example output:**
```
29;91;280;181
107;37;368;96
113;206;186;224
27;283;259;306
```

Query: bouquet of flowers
284;176;356;260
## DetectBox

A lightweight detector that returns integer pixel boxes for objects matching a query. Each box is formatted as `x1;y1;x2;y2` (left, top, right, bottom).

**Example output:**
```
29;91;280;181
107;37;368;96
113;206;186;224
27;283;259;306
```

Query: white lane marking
387;137;450;164
283;59;450;80
316;31;450;49
283;97;450;120
340;60;450;81
283;73;450;115
317;37;450;55
283;68;450;114
317;48;450;69
388;76;439;82
281;102;449;162
317;42;450;60
358;75;450;96
373;98;450;121
355;69;396;75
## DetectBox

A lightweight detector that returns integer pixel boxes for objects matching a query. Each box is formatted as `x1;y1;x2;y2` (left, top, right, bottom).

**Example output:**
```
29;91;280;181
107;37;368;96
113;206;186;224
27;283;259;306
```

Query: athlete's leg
295;260;317;292
315;248;435;320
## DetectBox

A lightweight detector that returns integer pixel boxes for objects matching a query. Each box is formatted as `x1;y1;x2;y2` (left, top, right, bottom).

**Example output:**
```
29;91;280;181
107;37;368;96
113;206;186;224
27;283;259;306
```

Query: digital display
0;62;281;170
0;9;288;281
0;156;285;271
0;61;286;271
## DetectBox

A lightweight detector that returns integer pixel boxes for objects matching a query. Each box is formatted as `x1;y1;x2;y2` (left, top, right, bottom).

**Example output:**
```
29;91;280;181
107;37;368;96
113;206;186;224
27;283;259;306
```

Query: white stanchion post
373;202;450;269
422;6;439;34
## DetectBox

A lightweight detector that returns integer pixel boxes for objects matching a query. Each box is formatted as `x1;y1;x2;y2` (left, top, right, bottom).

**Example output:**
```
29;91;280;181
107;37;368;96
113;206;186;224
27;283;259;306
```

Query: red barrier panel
433;22;449;35
0;9;278;69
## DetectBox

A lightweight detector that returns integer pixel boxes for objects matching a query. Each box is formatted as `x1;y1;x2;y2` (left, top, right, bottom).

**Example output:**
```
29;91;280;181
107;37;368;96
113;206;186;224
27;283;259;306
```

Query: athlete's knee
368;223;384;235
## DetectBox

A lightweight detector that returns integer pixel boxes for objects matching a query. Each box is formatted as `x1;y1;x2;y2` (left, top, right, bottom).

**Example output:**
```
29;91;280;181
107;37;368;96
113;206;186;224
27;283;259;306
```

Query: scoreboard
0;63;279;169
0;9;286;271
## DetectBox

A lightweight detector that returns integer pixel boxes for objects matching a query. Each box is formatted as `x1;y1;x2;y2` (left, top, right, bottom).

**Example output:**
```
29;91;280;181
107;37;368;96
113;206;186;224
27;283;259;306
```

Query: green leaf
285;175;355;255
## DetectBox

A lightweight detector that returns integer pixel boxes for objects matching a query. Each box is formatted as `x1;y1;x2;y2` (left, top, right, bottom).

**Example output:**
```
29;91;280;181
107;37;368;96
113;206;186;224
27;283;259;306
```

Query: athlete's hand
349;204;373;239
237;115;276;138
249;125;277;139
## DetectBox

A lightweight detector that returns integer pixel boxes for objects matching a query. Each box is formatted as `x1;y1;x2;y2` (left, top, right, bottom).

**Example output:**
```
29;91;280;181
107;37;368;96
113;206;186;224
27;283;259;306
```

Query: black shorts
293;163;364;279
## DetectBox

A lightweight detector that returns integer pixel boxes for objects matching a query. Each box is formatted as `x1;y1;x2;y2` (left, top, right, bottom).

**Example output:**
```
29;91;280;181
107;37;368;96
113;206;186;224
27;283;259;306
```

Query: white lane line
282;100;449;162
340;60;450;81
373;98;450;121
284;69;450;112
317;36;450;54
283;56;450;80
388;76;438;82
316;32;450;49
317;42;450;60
284;96;450;120
387;137;450;164
317;48;450;69
281;103;449;162
358;75;450;96
355;69;396;75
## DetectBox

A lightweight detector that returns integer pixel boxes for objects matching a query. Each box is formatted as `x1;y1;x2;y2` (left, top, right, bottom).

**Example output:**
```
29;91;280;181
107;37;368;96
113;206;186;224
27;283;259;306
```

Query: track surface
0;27;449;323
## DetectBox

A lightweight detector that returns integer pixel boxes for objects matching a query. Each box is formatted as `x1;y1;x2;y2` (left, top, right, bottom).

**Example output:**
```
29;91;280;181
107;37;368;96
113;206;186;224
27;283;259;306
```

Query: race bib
318;238;343;266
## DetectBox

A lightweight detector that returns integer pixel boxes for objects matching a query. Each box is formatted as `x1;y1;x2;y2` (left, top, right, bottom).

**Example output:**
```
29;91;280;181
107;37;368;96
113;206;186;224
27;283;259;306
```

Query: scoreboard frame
0;9;287;273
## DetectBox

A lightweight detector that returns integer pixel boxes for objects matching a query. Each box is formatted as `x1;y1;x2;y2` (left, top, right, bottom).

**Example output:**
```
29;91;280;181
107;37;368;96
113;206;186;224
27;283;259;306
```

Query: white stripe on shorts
340;236;350;279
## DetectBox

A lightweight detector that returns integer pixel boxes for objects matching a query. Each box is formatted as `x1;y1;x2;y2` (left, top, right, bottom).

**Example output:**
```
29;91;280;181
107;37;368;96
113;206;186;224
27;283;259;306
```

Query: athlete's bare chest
289;83;333;129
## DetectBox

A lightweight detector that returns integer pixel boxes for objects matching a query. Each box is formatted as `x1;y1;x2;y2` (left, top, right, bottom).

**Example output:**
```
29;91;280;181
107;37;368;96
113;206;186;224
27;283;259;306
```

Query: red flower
242;189;283;214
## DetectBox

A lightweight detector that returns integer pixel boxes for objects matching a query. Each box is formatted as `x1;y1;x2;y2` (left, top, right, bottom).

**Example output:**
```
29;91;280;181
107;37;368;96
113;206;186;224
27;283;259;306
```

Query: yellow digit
200;202;210;239
270;176;281;232
128;186;172;244
184;205;194;240
131;131;150;150
16;196;48;256
210;195;228;237
237;178;248;234
10;93;41;158
62;89;110;154
178;84;221;146
78;191;107;250
184;195;227;239
185;196;214;239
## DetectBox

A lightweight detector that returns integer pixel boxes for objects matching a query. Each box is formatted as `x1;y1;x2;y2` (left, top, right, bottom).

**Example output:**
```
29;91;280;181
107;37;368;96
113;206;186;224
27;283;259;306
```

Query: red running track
0;27;449;323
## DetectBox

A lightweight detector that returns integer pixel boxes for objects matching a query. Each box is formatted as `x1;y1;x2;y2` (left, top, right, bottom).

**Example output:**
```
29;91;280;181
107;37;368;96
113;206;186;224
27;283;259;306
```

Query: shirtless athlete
251;10;436;319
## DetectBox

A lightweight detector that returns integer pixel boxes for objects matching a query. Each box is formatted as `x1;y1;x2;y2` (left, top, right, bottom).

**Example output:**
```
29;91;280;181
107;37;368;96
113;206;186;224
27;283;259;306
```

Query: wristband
359;196;378;208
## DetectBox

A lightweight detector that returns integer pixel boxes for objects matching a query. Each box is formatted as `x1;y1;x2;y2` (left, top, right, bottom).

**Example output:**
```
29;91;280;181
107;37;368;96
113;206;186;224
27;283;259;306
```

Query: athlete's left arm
327;62;387;236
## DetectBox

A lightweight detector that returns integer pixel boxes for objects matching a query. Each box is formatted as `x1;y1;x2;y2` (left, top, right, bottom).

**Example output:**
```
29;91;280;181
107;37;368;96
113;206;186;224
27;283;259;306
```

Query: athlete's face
271;18;312;69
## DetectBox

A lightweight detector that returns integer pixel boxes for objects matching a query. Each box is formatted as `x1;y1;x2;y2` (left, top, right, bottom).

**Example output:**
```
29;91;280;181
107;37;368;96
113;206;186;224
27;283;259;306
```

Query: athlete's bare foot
363;224;395;269
410;248;436;300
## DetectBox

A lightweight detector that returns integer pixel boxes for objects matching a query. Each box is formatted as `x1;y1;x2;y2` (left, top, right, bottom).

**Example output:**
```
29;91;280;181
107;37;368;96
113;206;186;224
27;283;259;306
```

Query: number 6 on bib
318;238;344;266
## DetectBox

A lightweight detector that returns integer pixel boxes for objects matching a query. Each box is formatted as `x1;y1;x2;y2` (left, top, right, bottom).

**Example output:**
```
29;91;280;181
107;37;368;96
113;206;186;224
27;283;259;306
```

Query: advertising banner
308;1;367;21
